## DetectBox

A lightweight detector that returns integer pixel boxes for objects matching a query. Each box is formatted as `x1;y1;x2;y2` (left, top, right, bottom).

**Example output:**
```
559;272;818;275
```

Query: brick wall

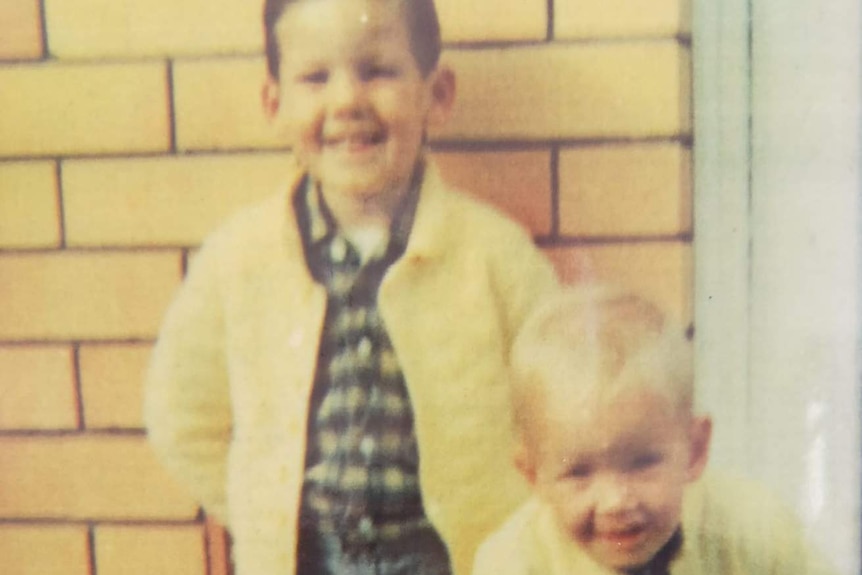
0;1;691;573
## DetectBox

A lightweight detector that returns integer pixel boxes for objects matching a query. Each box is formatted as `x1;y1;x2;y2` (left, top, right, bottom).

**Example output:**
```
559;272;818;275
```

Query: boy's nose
328;71;366;114
592;476;637;515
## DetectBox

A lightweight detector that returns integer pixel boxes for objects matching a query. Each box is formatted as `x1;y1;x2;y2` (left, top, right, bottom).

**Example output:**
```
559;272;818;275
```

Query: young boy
144;1;558;575
473;288;836;575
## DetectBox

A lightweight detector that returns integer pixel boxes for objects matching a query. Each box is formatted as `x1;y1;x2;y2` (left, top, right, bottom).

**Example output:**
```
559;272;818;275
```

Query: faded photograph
0;1;857;574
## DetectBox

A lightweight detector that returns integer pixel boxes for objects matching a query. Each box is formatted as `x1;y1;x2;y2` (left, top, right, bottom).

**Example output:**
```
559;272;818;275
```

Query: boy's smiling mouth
323;127;386;153
593;522;649;550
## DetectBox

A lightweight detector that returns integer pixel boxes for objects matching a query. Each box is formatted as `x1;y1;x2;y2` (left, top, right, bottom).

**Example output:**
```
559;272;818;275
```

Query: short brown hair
263;0;442;79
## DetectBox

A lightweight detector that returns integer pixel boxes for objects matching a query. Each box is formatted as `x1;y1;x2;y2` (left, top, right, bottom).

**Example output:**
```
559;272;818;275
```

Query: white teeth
324;128;382;147
349;134;371;145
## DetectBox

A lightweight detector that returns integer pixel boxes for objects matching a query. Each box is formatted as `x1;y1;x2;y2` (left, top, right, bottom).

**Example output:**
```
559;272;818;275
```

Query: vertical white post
748;1;860;571
695;0;860;571
692;0;753;473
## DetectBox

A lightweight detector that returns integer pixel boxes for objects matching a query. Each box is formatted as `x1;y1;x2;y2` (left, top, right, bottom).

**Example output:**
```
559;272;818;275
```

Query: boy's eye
358;63;399;81
626;452;663;472
299;70;328;84
564;463;592;480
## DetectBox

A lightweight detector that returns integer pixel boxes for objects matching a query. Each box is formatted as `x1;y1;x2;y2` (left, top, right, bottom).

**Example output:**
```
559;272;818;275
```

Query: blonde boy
473;288;835;575
144;1;557;575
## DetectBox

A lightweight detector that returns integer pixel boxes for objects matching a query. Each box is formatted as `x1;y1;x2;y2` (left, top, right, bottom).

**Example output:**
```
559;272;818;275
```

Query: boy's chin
584;542;661;573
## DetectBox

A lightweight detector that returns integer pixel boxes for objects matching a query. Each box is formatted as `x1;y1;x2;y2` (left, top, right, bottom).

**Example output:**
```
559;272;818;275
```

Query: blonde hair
511;285;693;437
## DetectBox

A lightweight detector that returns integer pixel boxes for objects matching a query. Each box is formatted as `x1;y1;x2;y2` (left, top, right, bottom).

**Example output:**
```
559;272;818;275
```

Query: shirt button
330;237;347;263
360;436;375;458
358;516;375;540
357;337;372;358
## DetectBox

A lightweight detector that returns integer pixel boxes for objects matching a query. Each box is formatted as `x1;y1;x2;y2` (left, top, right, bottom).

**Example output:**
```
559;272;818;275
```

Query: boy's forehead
275;0;404;31
535;388;684;458
274;0;409;59
534;338;688;405
541;380;682;433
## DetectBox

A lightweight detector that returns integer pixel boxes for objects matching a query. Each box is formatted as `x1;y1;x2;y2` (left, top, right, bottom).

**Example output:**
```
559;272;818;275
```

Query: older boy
144;1;557;575
473;288;836;575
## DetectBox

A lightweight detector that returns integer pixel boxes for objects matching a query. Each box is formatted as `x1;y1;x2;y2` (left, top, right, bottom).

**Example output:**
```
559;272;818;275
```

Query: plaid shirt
296;173;434;543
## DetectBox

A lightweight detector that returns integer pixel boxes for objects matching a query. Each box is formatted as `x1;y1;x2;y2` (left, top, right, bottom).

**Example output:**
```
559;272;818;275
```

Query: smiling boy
144;1;558;575
473;288;836;575
261;0;450;235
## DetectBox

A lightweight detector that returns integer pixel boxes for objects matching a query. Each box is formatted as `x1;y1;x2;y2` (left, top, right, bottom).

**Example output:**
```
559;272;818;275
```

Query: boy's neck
319;185;406;232
621;528;683;575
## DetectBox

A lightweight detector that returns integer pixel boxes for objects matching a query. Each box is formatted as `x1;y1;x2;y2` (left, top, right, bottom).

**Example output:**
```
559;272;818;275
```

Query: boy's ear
424;65;456;129
261;76;281;121
514;438;538;487
686;415;712;482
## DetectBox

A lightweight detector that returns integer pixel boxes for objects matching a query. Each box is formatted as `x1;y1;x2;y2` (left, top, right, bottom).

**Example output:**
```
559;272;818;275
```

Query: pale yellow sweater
144;162;559;575
472;473;837;575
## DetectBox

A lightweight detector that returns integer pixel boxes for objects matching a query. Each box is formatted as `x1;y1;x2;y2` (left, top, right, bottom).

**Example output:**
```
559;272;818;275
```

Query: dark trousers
296;525;452;575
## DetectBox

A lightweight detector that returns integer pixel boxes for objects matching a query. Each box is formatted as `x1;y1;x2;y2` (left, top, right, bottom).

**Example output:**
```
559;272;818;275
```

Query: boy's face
521;385;710;572
262;0;453;207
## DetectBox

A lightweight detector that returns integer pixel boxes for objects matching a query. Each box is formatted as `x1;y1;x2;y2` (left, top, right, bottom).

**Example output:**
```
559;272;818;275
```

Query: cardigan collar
537;498;691;575
279;155;452;264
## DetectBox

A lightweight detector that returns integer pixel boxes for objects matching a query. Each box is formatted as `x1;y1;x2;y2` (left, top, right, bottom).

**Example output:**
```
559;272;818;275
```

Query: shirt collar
625;528;683;575
300;162;423;261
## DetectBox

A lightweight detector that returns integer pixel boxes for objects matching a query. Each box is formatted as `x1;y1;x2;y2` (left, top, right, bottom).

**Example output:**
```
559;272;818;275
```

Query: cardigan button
357;516;375;540
330;237;348;262
360;436;375;458
357;337;372;359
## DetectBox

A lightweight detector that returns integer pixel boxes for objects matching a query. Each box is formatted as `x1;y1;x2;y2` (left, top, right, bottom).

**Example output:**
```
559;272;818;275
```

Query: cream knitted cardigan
144;162;559;575
473;473;838;575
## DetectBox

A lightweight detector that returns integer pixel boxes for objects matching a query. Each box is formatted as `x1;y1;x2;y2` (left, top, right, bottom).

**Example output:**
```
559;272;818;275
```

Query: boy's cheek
546;490;591;539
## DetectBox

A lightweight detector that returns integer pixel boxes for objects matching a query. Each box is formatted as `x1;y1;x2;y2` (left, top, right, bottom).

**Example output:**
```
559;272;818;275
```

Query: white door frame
693;1;860;571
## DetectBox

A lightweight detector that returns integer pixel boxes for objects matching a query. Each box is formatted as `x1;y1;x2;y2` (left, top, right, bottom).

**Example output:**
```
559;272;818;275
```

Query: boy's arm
491;224;560;344
144;239;232;524
765;504;841;575
472;526;532;575
706;475;841;575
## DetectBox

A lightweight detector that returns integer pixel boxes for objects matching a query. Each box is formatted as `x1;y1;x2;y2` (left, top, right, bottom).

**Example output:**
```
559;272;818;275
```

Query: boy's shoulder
685;471;800;533
198;168;304;254
425;169;531;238
414;161;541;256
472;497;545;575
204;160;529;251
473;497;612;575
682;472;836;574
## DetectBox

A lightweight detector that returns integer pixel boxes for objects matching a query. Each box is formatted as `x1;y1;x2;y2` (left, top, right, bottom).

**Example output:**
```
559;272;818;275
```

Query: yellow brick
0;62;169;157
0;526;90;575
436;0;546;42
0;252;182;341
0;0;43;60
44;0;260;58
96;526;206;575
440;42;691;141
0;346;78;430
79;343;151;429
0;436;199;519
547;242;692;323
206;520;232;575
555;0;691;39
174;57;280;152
175;44;691;149
559;143;692;237
64;154;290;247
0;161;60;248
45;0;546;58
433;150;551;235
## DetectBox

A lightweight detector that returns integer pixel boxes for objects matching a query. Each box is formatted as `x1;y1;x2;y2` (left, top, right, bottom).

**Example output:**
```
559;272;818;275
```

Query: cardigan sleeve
144;236;233;524
490;222;560;350
691;474;840;575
